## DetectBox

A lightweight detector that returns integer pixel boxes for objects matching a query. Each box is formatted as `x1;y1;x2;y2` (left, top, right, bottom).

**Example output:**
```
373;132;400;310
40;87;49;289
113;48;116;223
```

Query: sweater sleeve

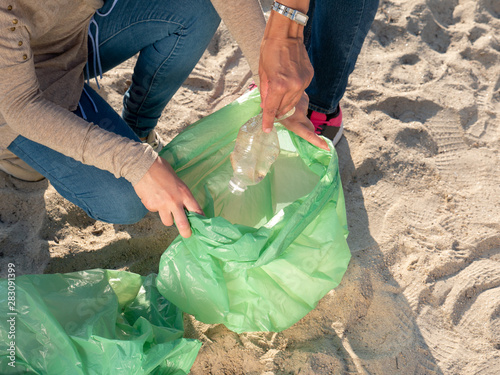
0;23;156;186
209;0;266;83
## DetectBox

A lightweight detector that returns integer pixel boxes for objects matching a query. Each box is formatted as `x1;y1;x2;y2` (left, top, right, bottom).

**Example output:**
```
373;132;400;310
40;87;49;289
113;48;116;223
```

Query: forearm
8;100;157;185
210;0;266;81
0;64;156;185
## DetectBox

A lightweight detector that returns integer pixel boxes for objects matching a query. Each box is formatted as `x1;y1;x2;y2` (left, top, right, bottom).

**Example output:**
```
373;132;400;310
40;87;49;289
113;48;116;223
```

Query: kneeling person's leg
88;0;221;138
7;85;148;224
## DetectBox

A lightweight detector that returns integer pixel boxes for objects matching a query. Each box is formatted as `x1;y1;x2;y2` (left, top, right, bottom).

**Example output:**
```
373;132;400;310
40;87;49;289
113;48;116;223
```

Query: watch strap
271;1;309;27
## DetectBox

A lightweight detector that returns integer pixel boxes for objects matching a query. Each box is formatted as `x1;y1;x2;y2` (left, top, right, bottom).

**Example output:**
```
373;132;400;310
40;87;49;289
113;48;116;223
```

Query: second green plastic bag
0;269;200;374
157;89;351;333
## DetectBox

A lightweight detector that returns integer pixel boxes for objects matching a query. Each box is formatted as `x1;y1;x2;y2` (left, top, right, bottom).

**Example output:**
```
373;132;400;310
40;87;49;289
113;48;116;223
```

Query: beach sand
1;0;499;373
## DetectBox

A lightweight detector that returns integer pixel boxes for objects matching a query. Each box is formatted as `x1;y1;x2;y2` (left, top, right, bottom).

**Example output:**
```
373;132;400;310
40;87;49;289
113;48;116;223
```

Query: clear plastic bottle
228;109;294;195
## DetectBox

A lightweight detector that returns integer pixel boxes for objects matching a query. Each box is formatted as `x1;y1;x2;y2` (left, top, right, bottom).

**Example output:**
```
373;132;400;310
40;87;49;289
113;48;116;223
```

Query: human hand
259;35;313;133
133;156;204;238
278;92;329;151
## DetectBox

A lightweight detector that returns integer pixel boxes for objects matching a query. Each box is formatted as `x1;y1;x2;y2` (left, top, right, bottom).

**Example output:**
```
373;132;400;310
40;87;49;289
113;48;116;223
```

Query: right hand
133;156;203;238
278;92;329;151
258;1;314;133
259;35;314;133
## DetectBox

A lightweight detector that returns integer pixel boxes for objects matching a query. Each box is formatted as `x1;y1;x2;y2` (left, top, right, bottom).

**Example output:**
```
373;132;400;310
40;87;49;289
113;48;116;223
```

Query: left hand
278;92;330;151
133;156;204;238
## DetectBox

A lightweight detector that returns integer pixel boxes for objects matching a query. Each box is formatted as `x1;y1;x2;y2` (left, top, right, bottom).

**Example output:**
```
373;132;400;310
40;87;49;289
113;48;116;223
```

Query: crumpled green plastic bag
0;269;201;374
157;89;351;333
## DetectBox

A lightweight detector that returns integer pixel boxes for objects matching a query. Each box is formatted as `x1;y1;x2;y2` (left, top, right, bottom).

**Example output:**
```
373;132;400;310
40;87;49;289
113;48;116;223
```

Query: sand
1;0;499;373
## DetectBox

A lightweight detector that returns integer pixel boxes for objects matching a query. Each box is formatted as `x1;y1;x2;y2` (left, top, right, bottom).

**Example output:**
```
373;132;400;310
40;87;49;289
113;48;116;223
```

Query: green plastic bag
0;269;201;374
157;89;351;333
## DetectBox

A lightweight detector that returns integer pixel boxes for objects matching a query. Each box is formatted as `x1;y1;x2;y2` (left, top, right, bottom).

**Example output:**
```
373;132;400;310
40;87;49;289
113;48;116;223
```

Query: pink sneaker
308;106;344;146
247;82;258;91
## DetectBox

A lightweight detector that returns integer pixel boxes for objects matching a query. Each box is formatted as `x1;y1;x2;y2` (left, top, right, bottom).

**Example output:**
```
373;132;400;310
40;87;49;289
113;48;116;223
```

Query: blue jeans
88;0;221;138
8;0;220;224
305;0;379;114
9;86;149;224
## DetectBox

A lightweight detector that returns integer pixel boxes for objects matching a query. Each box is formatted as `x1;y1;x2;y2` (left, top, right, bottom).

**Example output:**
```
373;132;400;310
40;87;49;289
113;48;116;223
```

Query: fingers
258;70;269;106
277;93;300;119
262;89;330;151
262;89;301;132
262;85;283;132
163;181;204;237
287;120;330;151
171;206;192;238
278;93;331;151
134;156;204;238
157;201;199;238
158;205;193;239
168;186;204;237
158;209;174;227
158;199;202;238
184;196;204;217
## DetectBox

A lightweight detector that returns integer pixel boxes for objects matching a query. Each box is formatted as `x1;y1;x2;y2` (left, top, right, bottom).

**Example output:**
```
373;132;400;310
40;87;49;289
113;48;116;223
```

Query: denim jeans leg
7;85;148;225
87;0;221;138
304;0;379;114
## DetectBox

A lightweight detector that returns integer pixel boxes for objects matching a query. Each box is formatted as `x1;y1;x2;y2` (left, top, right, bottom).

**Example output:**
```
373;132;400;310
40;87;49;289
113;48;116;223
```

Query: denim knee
87;191;148;225
66;178;149;225
172;0;221;53
187;0;221;35
150;0;220;57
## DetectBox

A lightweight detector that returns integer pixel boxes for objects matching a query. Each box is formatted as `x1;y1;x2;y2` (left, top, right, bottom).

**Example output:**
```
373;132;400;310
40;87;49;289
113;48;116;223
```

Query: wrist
265;1;310;40
265;12;303;40
272;0;308;14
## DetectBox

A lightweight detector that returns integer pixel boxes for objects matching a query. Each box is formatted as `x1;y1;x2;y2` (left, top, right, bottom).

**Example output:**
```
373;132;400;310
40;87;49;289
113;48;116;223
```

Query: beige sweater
0;0;266;185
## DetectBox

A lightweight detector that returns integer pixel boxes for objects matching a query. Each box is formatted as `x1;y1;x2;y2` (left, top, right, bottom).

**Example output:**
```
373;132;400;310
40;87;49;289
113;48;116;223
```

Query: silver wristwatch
271;1;309;27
